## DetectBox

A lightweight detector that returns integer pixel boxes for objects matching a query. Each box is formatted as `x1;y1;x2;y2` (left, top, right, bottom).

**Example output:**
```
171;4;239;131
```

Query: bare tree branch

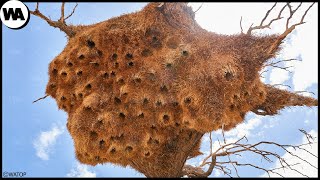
268;2;315;54
194;3;204;13
60;2;65;22
183;129;317;177
263;58;301;68
286;3;302;29
30;2;79;37
271;84;292;89
246;3;286;35
35;2;39;11
33;95;48;103
242;2;315;56
295;91;315;96
240;16;244;34
65;3;78;20
299;129;315;144
260;2;277;26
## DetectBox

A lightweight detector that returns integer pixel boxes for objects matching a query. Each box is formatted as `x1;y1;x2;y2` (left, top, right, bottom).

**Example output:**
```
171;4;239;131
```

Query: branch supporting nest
182;128;318;177
268;2;315;55
240;2;315;55
30;2;78;38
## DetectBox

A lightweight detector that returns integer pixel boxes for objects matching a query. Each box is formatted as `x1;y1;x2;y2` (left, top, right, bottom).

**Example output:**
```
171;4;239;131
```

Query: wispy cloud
66;163;96;177
33;124;64;160
261;130;318;177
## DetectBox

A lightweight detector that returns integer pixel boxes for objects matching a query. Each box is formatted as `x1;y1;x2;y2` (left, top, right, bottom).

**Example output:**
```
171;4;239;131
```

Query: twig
60;2;65;22
268;2;315;54
299;129;315;144
259;69;268;76
33;95;48;103
240;16;244;34
30;2;78;37
264;58;301;68
295;91;315;96
271;84;292;89
286;3;302;29
194;3;204;13
65;3;78;20
247;3;286;35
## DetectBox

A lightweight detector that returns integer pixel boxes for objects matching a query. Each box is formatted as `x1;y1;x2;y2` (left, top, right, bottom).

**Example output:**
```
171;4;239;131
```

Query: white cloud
66;163;96;177
261;130;318;177
268;68;290;89
222;118;262;138
201;117;262;145
33;124;64;160
304;119;310;124
262;118;279;129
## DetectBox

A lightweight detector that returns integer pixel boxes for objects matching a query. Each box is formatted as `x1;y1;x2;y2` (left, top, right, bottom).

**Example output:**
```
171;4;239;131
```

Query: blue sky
2;3;318;177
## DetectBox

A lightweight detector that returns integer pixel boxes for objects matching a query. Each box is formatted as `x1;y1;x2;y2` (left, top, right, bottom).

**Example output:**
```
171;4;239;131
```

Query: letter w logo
3;8;25;20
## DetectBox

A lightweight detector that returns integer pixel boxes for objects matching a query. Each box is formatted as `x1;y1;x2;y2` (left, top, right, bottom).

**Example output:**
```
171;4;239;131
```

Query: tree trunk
129;129;203;177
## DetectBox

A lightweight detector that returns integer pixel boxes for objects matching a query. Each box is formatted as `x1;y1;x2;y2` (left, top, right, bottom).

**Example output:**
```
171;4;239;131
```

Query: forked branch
268;2;315;54
30;2;78;38
182;128;318;177
246;3;286;35
242;3;315;55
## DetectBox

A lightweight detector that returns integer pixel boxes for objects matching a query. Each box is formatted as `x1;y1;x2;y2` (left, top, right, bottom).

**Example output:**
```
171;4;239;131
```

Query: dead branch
182;132;217;178
65;3;78;20
267;65;294;73
60;2;65;22
271;84;292;89
243;3;315;55
33;95;48;103
240;16;244;34
194;3;204;13
286;3;302;29
263;58;301;68
220;124;240;177
30;2;78;38
295;91;316;96
183;129;317;177
268;2;315;54
299;129;315;144
263;58;301;74
259;69;268;76
246;3;286;35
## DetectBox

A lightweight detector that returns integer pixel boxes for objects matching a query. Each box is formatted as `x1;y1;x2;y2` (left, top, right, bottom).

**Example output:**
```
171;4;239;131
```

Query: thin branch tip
30;2;79;37
33;95;49;103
